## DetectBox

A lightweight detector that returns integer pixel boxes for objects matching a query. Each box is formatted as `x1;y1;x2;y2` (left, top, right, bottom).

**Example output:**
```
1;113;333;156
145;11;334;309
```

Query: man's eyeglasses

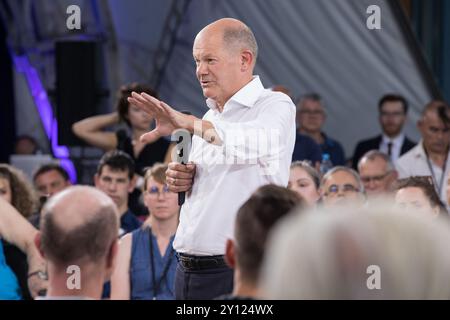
361;172;391;184
146;185;171;197
325;184;360;196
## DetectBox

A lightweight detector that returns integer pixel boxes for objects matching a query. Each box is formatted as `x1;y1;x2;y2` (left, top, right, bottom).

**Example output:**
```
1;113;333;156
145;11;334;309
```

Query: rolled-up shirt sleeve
208;97;296;163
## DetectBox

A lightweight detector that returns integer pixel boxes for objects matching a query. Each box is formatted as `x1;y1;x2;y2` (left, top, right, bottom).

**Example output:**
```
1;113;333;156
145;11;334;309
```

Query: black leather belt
177;253;228;270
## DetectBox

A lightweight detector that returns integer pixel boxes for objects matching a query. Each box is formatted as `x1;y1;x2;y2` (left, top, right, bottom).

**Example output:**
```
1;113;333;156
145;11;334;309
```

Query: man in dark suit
352;94;416;169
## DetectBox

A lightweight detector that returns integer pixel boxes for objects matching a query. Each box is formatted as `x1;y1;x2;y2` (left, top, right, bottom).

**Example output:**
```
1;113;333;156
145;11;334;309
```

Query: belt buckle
182;257;194;269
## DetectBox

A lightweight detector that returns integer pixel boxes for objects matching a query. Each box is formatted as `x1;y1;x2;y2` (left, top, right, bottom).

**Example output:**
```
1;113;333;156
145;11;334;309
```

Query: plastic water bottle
320;153;333;175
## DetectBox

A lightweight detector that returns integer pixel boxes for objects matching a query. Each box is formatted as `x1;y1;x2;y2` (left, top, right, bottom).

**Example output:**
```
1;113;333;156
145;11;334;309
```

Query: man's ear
225;239;236;269
34;232;45;259
128;175;137;193
240;50;253;72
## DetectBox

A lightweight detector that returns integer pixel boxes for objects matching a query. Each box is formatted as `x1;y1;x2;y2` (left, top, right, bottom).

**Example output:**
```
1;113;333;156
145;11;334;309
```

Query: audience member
33;164;71;198
357;150;398;199
262;204;450;299
73;83;173;217
396;101;450;208
14;135;40;155
352;94;416;168
111;163;179;300
288;161;320;206
94;150;142;236
292;133;322;165
29;163;72;228
35;186;119;300
0;164;39;298
72;83;171;175
297;93;346;165
0;164;38;218
320;166;366;208
0;198;47;299
221;185;303;300
394;176;447;216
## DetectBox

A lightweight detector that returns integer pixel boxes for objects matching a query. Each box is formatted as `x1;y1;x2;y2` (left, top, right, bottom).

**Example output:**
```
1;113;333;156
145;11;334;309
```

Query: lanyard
148;227;174;300
425;151;448;197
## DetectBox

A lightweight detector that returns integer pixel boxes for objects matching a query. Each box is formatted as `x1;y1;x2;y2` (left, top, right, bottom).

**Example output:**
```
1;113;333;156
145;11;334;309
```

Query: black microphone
172;111;193;206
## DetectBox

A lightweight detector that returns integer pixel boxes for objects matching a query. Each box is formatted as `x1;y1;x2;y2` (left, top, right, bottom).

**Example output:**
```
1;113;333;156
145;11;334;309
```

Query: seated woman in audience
110;163;179;300
72;83;174;216
0;164;38;219
72;83;172;173
0;164;39;299
288;161;320;206
394;176;447;216
0;198;47;299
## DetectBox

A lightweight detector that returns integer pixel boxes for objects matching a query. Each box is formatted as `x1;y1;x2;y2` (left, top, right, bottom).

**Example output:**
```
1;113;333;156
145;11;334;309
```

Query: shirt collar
413;140;427;158
206;76;264;111
382;132;405;145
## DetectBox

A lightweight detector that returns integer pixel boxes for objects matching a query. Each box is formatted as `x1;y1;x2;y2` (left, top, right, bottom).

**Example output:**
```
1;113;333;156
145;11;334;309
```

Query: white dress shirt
396;140;450;209
173;76;296;255
380;133;405;162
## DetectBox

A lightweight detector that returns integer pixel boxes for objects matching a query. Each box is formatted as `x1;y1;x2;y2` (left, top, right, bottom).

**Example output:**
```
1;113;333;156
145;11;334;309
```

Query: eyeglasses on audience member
325;184;360;196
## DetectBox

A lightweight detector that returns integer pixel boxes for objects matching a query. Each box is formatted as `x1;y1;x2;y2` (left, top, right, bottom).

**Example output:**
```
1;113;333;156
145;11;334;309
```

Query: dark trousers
175;262;234;300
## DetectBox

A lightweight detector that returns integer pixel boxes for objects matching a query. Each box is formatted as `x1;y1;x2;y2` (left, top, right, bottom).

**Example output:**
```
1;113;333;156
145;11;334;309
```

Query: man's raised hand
127;92;193;144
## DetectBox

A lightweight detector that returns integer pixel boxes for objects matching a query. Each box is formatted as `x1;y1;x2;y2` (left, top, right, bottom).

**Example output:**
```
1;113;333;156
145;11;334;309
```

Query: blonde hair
142;163;167;191
261;202;450;299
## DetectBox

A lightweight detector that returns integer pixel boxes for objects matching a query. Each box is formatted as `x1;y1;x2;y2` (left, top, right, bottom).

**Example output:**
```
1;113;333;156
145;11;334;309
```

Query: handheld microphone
172;111;193;206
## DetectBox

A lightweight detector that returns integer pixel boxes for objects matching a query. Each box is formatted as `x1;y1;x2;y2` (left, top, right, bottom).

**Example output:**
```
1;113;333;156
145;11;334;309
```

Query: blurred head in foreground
261;203;450;299
225;184;303;298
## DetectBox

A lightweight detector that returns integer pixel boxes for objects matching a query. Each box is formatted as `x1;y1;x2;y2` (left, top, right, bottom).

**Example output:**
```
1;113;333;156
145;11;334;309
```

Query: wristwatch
28;270;48;280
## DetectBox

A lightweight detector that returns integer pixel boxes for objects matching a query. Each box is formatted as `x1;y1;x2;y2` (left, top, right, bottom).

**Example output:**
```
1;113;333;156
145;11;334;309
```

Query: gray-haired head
358;150;395;172
197;18;258;67
296;93;324;109
320;166;365;193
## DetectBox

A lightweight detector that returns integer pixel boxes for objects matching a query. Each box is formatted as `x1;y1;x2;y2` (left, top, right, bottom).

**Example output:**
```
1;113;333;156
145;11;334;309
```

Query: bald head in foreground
35;186;119;300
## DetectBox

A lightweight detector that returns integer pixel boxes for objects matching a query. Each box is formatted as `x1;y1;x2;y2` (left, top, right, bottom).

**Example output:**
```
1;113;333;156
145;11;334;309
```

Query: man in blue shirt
296;93;346;166
292;133;322;166
94;150;142;236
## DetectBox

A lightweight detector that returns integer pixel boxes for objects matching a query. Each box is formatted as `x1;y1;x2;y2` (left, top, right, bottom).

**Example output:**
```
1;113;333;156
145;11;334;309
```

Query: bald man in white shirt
128;18;296;299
